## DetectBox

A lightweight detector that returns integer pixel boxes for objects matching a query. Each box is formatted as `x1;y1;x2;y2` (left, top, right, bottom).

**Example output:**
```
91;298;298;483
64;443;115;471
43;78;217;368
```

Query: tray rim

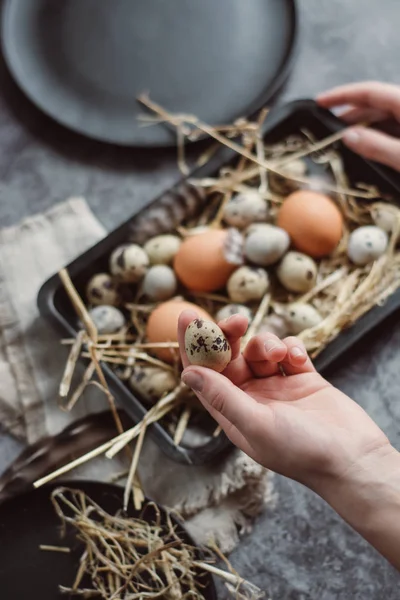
1;0;298;148
38;98;400;463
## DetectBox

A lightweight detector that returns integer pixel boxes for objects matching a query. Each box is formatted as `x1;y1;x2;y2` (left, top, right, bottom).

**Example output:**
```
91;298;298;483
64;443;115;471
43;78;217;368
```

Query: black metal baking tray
38;100;400;464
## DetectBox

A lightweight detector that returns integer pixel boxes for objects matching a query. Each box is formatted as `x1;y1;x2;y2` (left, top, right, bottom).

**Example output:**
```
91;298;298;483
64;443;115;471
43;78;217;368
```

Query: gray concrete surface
1;0;400;597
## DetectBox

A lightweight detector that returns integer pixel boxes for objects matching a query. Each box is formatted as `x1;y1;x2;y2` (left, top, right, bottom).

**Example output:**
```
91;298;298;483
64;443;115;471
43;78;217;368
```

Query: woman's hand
178;310;390;493
317;81;400;171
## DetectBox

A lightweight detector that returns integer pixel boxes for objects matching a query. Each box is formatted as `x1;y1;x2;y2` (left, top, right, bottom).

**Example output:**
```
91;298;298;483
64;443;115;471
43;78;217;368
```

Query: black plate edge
0;0;298;148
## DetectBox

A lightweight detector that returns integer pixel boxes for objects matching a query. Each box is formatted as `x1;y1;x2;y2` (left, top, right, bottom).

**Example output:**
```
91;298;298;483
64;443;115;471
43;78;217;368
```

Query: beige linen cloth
0;196;274;552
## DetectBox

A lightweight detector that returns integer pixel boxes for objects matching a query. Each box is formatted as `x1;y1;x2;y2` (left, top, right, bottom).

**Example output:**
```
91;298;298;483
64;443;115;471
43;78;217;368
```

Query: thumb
343;127;400;171
181;366;258;438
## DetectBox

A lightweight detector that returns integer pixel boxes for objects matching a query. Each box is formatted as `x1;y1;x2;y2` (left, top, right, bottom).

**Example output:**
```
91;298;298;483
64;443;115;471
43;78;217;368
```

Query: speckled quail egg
223;191;268;229
89;305;125;334
129;365;178;403
86;273;119;306
277;252;317;293
284;303;323;335
269;159;308;195
227;266;269;303
347;226;388;266
144;235;182;265
244;224;290;266
185;319;231;373
142;265;177;301
258;313;289;338
215;303;253;322
109;244;149;283
371;203;400;243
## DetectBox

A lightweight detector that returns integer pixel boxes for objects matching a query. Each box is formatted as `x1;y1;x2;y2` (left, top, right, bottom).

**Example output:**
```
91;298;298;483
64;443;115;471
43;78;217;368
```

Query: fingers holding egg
243;332;288;378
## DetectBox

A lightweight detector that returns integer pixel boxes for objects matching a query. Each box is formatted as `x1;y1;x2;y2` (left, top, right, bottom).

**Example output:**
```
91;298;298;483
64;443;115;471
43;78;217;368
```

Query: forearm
316;444;400;570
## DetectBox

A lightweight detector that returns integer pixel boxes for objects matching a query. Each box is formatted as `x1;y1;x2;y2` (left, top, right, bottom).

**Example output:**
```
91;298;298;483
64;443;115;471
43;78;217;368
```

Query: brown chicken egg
173;230;237;292
277;190;343;258
146;300;212;363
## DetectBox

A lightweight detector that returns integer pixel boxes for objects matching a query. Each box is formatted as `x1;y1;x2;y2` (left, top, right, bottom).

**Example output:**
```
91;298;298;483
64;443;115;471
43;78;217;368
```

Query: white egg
144;235;182;265
284;303;323;335
223;191;268;229
110;244;149;283
89;305;125;334
347;226;388;266
277;252;317;293
244;224;290;266
86;273;119;306
215;304;253;322
227;266;269;303
142;265;177;301
129;366;178;403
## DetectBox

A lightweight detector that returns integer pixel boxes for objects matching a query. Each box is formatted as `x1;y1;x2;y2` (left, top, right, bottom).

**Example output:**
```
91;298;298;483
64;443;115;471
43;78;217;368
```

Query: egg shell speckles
227;266;269;303
223;191;268;229
347;226;389;266
86;273;119;306
144;235;182;265
109;244;149;283
276;251;317;293
185;319;231;373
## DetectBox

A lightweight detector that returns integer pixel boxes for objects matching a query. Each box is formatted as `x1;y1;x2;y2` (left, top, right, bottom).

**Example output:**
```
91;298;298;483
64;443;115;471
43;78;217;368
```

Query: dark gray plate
1;0;297;146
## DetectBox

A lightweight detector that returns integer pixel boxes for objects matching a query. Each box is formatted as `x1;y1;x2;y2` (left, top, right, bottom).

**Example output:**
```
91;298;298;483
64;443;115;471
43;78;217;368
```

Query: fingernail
182;371;204;392
344;129;361;146
290;347;305;358
264;340;281;356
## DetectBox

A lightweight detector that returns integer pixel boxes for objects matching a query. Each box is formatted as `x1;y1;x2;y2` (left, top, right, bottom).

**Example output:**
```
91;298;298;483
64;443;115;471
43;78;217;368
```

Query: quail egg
89;305;125;334
284;303;323;335
227;266;269;303
277;252;317;293
144;234;182;265
347;226;388;266
185;319;232;373
129;366;178;404
142;265;177;301
371;203;400;243
258;313;289;338
110;244;149;283
215;303;253;322
223;191;268;229
244;224;290;266
269;159;308;195
86;273;119;306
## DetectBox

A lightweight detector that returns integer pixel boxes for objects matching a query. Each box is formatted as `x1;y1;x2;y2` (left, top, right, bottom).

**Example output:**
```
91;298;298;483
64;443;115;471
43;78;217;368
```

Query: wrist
313;443;400;567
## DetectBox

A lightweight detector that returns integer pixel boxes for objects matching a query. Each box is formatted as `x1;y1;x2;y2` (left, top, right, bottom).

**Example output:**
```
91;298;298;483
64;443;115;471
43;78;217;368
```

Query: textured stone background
1;0;400;597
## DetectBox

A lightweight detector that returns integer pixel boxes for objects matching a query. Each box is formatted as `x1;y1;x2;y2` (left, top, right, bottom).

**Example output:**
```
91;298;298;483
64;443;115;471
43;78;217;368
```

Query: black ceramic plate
1;0;297;146
0;481;217;600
